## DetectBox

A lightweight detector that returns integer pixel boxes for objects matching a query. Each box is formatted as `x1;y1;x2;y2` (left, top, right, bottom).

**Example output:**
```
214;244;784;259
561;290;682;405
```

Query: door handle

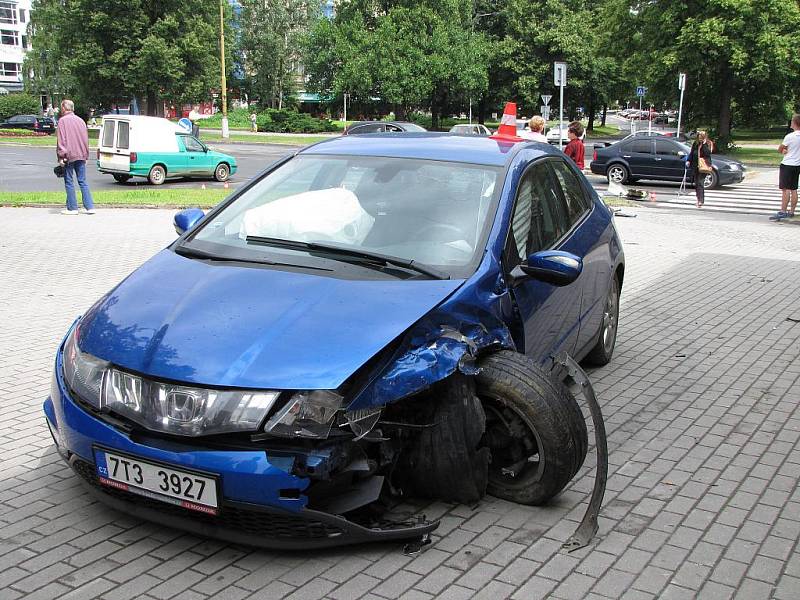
622;155;631;158
654;157;662;161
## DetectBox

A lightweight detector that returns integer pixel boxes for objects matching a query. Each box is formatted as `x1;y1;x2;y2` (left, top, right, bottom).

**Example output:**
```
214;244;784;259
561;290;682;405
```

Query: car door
180;135;210;175
505;159;586;365
653;138;688;180
619;138;656;178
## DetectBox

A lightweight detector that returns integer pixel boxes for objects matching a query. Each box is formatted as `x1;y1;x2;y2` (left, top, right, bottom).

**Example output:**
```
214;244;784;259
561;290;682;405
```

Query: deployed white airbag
238;188;374;245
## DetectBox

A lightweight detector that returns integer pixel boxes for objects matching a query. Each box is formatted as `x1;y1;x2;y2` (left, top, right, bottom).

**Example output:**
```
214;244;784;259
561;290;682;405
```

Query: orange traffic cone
490;102;524;143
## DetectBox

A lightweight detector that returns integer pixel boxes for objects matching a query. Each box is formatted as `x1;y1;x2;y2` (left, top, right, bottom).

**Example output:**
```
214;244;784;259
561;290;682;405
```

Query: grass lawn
586;125;622;138
0;136;93;148
201;132;329;145
0;189;229;208
727;147;783;166
730;127;786;145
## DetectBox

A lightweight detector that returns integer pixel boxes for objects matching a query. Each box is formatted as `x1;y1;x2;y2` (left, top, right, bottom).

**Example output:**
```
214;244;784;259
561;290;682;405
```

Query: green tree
0;93;41;119
239;0;321;109
26;0;226;114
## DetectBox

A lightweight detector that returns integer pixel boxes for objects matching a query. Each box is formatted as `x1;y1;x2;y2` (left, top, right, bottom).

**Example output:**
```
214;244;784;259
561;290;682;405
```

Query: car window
385;125;403;133
350;124;382;134
102;121;116;147
182;136;205;152
549;161;591;223
117;121;129;150
8;115;22;123
510;162;571;261
626;140;653;154
654;139;682;156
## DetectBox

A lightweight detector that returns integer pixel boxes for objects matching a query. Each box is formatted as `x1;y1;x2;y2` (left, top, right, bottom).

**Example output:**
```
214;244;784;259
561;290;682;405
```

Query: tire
584;274;620;366
607;163;630;185
148;165;166;185
112;174;132;183
214;163;230;182
701;169;718;190
476;351;588;505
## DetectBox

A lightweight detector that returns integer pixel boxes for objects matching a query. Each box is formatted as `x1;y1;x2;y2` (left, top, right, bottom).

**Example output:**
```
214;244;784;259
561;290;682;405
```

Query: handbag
53;164;65;178
697;143;712;173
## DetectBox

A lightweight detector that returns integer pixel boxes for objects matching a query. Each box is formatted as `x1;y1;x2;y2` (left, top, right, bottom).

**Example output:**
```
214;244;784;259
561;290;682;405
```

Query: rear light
593;150;597;161
129;152;137;163
33;122;39;130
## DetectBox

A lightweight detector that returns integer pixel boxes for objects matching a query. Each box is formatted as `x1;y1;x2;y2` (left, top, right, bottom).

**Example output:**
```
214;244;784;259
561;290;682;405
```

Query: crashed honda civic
44;131;624;549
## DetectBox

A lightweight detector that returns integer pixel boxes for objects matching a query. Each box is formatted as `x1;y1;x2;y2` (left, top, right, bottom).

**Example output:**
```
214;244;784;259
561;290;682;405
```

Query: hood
77;249;462;390
208;150;237;164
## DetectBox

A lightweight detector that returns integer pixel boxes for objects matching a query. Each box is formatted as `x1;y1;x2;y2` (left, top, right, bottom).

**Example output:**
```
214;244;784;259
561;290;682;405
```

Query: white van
97;115;237;185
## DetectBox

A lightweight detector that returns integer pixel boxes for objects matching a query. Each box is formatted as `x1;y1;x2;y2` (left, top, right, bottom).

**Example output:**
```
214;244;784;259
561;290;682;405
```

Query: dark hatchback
0;114;56;134
343;121;427;135
591;135;745;189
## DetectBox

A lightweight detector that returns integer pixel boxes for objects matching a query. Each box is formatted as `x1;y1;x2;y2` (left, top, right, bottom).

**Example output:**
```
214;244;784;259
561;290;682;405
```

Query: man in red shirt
564;121;585;170
56;99;95;215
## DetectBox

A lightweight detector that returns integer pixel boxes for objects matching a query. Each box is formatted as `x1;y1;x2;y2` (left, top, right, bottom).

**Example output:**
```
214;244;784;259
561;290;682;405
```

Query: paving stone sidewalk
0;207;798;600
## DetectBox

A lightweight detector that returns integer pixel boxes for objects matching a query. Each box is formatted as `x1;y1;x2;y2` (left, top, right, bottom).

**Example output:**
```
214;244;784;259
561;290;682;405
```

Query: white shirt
519;130;547;143
781;130;800;166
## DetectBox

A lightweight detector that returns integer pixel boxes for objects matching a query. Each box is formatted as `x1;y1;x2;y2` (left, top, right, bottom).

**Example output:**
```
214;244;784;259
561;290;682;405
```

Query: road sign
541;105;551;121
178;117;193;133
541;94;552;105
678;73;686;91
636;86;647;97
554;62;567;87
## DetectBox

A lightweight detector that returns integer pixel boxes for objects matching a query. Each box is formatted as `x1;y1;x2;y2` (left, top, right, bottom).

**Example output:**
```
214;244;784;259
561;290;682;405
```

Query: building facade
0;0;29;93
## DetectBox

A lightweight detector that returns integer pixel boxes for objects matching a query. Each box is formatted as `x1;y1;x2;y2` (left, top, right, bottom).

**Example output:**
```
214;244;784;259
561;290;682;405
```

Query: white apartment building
0;0;30;93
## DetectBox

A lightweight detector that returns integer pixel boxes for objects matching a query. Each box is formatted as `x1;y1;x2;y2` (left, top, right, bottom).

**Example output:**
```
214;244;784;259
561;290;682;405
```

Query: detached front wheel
476;351;588;505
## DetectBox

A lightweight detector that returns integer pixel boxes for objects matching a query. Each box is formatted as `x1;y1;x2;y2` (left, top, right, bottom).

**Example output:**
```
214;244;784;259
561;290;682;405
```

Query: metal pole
343;93;348;123
677;86;685;139
648;104;652;134
559;82;564;151
219;0;229;139
469;98;472;125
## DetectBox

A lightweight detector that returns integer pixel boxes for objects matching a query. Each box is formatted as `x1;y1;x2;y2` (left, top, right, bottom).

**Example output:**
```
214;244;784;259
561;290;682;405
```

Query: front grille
72;459;343;539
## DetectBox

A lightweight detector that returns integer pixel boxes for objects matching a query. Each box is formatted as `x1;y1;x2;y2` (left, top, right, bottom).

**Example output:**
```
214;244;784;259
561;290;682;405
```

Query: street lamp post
219;0;229;139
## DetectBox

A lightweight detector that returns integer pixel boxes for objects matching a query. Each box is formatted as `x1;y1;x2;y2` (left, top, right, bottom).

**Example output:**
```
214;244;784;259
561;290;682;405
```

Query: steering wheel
413;223;465;242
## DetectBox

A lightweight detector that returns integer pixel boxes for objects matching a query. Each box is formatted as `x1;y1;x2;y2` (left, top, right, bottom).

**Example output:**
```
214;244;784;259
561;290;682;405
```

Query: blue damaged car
44;132;624;549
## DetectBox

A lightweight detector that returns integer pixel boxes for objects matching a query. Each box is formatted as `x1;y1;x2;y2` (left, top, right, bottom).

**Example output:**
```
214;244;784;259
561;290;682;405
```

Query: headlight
102;367;280;436
726;163;740;171
63;325;108;409
264;390;344;439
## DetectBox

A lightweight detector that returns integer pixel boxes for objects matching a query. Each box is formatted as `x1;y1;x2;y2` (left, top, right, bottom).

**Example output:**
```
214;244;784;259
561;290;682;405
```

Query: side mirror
173;208;205;235
677;151;686;158
515;250;583;286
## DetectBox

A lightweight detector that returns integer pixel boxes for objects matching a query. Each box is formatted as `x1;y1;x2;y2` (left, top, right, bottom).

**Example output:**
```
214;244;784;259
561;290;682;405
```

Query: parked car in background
591;136;745;189
0;114;56;134
449;123;492;136
546;122;586;145
97;115;237;185
46;133;623;549
343;121;427;135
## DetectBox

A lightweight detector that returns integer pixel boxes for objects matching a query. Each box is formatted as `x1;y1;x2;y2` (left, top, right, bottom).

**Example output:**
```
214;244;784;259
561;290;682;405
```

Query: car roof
301;132;558;167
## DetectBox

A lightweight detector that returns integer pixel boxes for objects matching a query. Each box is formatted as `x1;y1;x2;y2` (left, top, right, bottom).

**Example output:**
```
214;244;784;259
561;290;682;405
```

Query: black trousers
694;169;705;203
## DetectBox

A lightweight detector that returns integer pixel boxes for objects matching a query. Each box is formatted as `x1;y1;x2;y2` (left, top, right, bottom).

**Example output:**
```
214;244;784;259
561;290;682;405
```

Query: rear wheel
112;174;132;183
214;163;230;182
476;351;588;505
607;163;630;185
148;165;166;185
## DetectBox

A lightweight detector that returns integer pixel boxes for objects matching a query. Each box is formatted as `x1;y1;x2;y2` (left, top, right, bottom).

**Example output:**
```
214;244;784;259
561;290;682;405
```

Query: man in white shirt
774;114;800;219
519;116;548;143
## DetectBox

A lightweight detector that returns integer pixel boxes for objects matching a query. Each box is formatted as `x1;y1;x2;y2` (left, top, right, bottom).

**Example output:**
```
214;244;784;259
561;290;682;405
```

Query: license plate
94;448;219;515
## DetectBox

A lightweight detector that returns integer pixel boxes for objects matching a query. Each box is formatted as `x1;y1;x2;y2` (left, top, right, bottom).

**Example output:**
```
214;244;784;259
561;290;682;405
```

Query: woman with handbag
688;131;713;207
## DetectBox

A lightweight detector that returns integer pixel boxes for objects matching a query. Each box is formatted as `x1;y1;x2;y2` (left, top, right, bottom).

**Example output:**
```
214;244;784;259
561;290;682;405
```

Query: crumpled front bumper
45;350;438;549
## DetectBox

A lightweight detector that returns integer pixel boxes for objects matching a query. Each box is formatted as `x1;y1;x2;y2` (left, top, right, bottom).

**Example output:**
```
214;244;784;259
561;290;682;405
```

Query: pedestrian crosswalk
591;180;783;216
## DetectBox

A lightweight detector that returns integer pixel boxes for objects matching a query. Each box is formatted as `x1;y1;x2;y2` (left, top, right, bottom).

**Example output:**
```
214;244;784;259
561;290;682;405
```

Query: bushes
200;108;253;130
0;128;44;137
257;109;338;133
0;93;41;121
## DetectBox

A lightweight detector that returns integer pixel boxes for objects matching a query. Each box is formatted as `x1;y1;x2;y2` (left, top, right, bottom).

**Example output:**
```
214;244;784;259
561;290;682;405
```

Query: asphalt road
0;142;292;193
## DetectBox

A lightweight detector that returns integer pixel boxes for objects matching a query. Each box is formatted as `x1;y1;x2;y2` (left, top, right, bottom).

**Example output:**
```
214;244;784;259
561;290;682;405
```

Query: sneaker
60;209;79;215
81;208;96;215
769;211;790;221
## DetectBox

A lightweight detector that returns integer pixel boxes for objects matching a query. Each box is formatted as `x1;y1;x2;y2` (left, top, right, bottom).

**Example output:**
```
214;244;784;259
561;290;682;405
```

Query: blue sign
636;86;647;97
178;117;193;133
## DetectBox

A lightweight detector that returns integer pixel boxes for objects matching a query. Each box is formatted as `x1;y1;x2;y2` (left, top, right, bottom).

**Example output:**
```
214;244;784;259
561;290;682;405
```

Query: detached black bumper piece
69;455;439;550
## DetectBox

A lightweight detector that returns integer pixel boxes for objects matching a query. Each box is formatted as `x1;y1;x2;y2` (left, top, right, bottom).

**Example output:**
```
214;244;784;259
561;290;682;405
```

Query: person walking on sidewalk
773;114;800;220
688;131;713;208
564;121;585;170
56;99;95;215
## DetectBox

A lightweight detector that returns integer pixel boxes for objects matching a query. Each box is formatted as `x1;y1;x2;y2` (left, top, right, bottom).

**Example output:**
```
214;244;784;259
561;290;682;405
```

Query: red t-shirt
564;139;585;170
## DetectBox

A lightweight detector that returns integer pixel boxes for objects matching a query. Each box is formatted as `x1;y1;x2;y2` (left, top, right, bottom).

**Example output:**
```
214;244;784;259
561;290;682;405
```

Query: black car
591;136;745;189
0;114;56;134
342;121;427;135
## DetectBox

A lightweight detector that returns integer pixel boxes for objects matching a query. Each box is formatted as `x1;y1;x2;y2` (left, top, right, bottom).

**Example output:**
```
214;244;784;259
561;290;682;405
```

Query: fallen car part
553;352;609;552
475;350;588;505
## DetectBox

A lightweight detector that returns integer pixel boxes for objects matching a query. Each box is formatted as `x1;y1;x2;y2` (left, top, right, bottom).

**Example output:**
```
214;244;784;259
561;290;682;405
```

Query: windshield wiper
245;236;450;280
175;245;276;265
